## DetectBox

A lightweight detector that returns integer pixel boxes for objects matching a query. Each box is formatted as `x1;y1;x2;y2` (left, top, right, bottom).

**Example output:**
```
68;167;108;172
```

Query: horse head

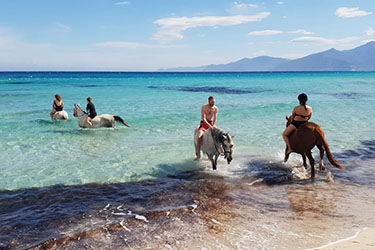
221;132;234;164
73;104;86;118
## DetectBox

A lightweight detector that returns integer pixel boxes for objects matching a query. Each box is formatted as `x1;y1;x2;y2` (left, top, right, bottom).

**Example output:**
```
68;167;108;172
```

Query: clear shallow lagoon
1;72;375;249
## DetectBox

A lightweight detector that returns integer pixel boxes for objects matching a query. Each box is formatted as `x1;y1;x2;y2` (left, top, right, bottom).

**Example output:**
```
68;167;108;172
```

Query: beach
312;228;375;250
1;72;375;249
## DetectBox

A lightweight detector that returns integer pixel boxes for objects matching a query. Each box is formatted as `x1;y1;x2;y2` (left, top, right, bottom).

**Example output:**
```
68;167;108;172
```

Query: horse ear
231;135;235;139
285;116;289;120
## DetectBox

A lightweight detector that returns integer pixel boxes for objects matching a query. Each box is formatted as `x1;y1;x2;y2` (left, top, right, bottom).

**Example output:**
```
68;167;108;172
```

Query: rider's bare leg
194;130;205;160
282;124;296;157
86;117;94;129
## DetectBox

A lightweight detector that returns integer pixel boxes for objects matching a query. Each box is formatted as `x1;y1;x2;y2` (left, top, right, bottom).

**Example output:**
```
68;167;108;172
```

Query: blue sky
0;0;374;71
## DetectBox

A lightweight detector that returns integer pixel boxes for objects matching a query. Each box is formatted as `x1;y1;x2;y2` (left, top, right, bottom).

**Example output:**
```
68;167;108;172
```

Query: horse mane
210;127;226;144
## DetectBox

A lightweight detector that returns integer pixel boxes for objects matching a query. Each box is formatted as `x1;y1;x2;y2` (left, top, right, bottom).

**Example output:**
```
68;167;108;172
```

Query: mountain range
158;41;375;72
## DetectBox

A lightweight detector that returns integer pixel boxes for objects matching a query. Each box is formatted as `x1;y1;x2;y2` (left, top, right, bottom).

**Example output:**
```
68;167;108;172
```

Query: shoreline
308;228;375;250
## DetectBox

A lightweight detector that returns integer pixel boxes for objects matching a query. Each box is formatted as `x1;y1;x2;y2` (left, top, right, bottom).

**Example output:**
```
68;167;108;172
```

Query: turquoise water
1;72;374;191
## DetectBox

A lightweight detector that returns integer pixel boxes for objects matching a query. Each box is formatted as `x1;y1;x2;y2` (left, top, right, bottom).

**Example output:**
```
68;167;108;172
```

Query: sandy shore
311;228;375;250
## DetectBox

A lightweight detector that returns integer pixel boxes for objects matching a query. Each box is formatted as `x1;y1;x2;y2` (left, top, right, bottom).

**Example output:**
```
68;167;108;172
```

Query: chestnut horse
285;116;344;178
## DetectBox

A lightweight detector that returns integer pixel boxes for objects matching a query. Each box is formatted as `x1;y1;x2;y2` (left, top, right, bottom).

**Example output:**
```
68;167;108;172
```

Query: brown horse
285;116;344;179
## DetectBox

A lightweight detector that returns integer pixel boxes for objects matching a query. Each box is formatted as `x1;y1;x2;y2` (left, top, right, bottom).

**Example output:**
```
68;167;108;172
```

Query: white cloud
291;36;359;45
93;41;186;49
249;30;282;35
233;2;257;9
228;2;258;14
277;1;285;5
362;39;375;44
152;13;270;41
335;7;372;18
115;1;130;6
366;28;375;36
249;29;313;36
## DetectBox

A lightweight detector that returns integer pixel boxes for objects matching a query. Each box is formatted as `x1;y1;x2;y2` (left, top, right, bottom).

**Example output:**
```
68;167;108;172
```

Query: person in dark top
282;93;312;156
86;96;97;128
50;94;64;119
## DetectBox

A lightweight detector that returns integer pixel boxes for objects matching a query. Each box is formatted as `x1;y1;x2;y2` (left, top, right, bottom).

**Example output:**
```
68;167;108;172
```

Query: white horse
194;127;234;170
52;111;69;120
73;104;130;128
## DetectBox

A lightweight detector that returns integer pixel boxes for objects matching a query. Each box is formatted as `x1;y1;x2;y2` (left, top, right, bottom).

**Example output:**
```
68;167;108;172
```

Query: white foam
120;220;131;232
135;214;148;223
306;228;366;250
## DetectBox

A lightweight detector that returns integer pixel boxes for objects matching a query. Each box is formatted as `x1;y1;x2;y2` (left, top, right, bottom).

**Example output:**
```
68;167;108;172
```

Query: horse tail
316;127;345;170
114;116;130;127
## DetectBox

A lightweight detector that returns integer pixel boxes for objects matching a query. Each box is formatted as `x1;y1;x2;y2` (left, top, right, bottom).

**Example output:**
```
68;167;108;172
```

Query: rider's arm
52;101;56;110
212;107;218;127
201;106;213;128
307;108;312;120
290;107;297;120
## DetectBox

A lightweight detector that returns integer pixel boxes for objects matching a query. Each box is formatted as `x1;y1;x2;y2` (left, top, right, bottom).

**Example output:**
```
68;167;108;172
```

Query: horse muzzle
224;152;232;164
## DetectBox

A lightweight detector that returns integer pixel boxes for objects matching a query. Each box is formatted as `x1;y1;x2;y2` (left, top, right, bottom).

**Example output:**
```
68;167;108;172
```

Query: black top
294;113;310;119
86;102;97;119
54;101;63;111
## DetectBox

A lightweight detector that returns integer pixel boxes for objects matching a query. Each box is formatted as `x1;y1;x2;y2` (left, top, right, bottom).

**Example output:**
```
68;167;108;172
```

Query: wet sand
312;228;375;250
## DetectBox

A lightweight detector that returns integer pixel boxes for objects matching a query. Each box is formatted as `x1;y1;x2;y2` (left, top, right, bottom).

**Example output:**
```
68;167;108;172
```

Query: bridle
213;132;232;156
74;104;87;118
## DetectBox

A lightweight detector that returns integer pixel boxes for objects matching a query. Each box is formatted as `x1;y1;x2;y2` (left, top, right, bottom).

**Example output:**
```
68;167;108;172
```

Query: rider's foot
194;155;200;161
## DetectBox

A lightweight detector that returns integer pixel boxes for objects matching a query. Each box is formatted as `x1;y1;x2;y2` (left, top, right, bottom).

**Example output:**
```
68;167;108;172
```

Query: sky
0;0;374;71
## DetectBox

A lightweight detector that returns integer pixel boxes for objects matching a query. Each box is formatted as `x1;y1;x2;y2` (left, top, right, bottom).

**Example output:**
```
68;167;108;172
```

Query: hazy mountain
203;56;290;71
158;56;289;72
273;41;375;71
158;41;375;72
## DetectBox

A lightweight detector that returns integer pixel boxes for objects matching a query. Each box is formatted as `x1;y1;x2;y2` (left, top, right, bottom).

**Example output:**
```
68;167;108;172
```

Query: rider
86;97;97;129
282;93;312;157
50;94;64;119
194;96;218;160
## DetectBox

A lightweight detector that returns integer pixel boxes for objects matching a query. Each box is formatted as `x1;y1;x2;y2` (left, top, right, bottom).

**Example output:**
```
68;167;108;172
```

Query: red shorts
199;120;213;131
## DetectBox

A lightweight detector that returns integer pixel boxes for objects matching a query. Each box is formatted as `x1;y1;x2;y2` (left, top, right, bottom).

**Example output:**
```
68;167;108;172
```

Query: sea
0;72;374;249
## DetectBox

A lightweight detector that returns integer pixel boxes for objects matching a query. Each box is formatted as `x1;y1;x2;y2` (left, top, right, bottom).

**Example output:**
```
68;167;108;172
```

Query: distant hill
158;56;289;72
158;41;375;72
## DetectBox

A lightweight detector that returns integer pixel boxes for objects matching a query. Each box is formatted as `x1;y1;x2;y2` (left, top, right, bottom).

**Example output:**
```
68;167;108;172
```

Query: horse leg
306;151;315;179
214;154;219;170
317;144;326;171
207;154;216;170
302;154;307;169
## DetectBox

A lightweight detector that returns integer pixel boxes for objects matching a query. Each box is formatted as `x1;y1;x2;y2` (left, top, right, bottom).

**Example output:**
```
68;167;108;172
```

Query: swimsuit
199;120;213;131
294;113;309;119
54;102;63;111
86;103;97;119
292;112;311;128
291;120;307;128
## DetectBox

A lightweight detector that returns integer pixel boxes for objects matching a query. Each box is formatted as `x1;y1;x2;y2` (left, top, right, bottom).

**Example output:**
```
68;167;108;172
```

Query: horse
73;104;130;128
194;127;234;170
284;116;344;178
51;111;69;120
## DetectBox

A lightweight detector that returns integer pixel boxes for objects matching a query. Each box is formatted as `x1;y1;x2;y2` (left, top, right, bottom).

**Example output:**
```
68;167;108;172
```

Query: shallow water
0;72;374;249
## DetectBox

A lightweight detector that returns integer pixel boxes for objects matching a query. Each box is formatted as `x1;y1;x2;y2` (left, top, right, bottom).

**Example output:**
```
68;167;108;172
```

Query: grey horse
73;104;130;128
52;111;69;120
194;127;234;170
